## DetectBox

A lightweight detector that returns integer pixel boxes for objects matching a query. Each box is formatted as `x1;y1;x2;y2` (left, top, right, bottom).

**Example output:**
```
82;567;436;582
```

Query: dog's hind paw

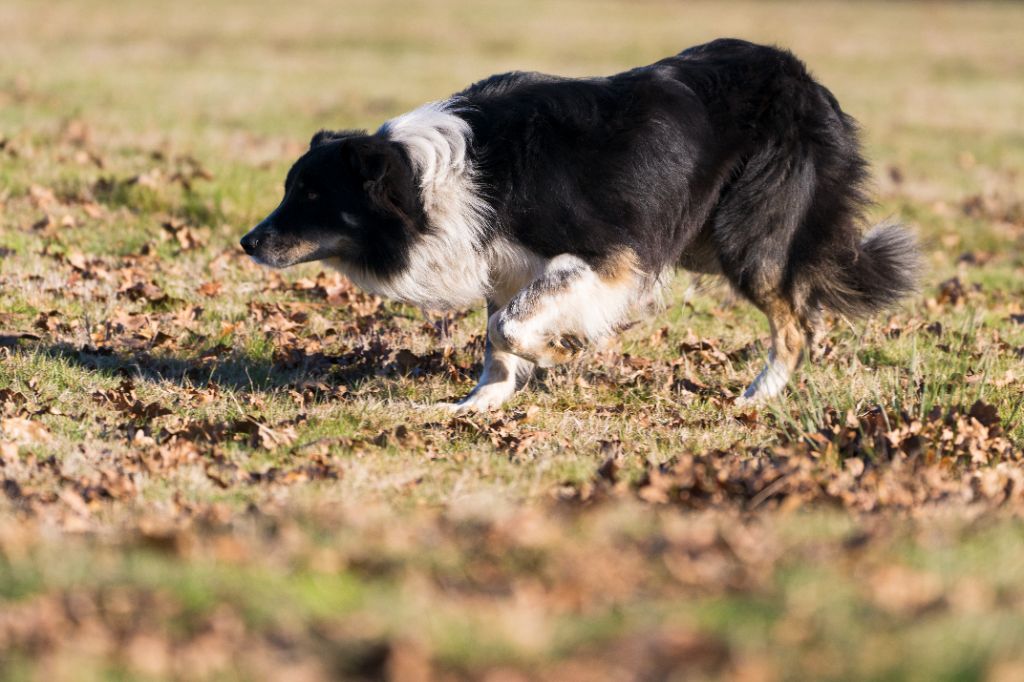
738;357;792;405
434;399;494;415
442;382;517;414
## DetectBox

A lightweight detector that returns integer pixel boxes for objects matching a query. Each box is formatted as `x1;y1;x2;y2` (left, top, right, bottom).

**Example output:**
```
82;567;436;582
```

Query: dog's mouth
241;226;305;267
241;224;348;268
252;242;317;268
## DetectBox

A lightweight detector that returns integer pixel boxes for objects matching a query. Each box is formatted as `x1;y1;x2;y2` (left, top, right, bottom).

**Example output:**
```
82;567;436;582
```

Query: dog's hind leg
738;296;805;404
802;305;826;362
488;251;647;368
447;250;649;412
449;300;535;414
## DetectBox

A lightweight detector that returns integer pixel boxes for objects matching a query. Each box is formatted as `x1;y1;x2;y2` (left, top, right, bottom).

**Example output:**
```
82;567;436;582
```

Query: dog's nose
240;233;260;255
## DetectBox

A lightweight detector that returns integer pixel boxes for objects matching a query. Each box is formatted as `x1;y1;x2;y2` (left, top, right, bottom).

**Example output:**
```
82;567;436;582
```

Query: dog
241;38;919;412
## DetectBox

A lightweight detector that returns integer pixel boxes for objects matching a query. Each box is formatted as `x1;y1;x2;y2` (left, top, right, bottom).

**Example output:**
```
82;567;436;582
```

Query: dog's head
241;130;424;270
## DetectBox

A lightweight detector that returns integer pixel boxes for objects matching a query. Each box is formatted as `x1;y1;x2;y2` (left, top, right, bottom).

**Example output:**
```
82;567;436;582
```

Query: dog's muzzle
241;218;280;263
240;232;259;256
239;220;327;268
240;222;269;256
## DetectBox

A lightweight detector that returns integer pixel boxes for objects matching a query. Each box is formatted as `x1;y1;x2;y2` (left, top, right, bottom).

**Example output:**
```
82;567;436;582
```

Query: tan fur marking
595;248;642;288
738;296;808;404
764;297;805;372
273;240;320;265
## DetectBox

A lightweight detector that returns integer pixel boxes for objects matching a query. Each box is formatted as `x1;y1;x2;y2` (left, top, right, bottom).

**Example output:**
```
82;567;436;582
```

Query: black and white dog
241;38;919;412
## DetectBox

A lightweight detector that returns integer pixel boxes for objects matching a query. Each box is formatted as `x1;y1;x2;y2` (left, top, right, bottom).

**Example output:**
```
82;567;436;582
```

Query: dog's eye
307;191;319;201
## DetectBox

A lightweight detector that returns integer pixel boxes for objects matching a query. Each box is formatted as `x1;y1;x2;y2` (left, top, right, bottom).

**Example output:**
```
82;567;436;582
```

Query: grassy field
1;0;1024;679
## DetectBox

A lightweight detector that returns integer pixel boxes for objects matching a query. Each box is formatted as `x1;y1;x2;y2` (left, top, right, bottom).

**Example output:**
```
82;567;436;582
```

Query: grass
2;0;1024;679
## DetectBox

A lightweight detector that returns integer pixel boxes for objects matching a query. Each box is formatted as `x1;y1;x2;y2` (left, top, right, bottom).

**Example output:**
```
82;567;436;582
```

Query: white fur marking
343;99;495;310
450;349;533;413
495;254;652;367
450;250;661;410
740;355;791;403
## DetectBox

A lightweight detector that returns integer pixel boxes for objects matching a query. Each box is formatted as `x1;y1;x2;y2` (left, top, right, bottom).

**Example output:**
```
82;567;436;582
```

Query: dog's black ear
309;129;366;149
345;139;423;229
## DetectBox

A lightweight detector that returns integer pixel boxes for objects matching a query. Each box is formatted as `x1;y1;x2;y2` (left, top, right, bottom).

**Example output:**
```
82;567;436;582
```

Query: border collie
241;38;919;412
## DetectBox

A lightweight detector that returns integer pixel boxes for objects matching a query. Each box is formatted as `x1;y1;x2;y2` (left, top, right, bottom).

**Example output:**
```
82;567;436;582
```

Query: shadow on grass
25;341;392;394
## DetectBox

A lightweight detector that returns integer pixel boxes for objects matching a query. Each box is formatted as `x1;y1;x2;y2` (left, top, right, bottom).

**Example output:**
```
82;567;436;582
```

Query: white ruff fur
342;99;498;311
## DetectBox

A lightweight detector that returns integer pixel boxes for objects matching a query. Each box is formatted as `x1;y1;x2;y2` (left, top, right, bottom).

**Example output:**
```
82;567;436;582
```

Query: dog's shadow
13;339;405;396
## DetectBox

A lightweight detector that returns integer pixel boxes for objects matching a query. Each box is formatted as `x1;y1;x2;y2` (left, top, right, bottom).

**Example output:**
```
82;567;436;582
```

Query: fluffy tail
813;223;921;318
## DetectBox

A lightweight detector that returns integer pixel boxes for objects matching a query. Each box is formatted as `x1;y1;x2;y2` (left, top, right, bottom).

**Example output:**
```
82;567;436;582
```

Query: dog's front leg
448;300;535;413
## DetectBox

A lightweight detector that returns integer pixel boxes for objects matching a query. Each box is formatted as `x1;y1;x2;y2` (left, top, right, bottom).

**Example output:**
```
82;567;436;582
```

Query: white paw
738;357;791;405
442;382;517;414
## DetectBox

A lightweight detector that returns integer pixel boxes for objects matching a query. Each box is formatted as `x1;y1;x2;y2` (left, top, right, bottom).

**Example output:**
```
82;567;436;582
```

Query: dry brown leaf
1;417;52;445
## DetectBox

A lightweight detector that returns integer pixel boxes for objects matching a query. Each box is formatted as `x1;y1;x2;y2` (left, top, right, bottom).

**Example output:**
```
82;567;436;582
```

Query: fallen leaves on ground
561;400;1024;513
